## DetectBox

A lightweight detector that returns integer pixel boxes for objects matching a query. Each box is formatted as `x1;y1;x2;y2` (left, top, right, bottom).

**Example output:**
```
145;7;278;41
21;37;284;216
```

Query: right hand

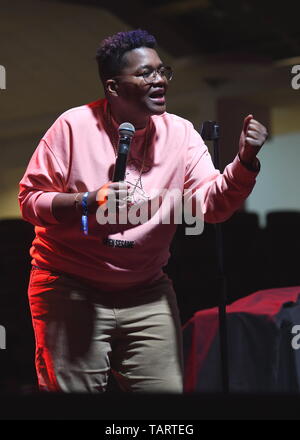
96;181;130;208
94;181;133;233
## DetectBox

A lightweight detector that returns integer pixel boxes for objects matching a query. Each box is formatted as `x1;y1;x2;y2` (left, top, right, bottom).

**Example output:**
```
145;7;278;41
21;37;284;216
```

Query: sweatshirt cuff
238;153;260;172
35;192;60;225
229;155;260;185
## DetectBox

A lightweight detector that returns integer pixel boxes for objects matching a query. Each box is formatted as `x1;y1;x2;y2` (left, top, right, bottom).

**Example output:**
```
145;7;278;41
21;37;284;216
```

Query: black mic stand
201;121;229;394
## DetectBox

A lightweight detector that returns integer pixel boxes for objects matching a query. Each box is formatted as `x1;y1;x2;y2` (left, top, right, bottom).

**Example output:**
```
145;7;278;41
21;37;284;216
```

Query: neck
108;102;150;130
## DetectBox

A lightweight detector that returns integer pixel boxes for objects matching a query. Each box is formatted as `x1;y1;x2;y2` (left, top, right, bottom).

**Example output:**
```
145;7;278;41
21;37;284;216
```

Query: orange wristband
96;183;110;206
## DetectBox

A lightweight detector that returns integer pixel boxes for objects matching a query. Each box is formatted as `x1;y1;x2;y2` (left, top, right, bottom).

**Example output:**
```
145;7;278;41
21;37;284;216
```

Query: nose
152;70;166;85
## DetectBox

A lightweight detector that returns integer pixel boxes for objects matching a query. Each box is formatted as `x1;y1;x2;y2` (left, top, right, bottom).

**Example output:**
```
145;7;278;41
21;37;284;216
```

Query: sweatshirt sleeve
18;138;66;227
184;124;259;223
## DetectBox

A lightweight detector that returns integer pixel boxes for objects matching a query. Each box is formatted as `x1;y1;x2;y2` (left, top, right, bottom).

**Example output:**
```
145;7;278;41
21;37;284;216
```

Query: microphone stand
200;121;229;394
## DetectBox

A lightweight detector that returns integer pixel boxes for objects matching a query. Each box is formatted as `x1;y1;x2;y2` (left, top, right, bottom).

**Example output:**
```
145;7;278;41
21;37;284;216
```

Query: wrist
74;190;98;215
74;192;83;215
87;190;99;214
238;153;260;172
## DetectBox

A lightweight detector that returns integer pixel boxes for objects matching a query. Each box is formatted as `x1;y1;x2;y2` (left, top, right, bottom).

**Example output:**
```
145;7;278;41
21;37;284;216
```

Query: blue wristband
81;192;89;235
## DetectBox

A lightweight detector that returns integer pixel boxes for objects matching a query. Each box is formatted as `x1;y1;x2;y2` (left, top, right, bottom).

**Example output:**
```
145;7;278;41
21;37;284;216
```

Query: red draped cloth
183;287;300;393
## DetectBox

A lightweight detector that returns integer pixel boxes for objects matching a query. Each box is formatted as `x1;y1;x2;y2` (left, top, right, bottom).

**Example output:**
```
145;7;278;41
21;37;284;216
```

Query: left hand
239;114;268;166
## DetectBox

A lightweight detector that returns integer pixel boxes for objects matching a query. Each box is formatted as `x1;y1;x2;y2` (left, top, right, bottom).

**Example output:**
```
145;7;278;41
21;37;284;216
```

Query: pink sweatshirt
19;99;259;292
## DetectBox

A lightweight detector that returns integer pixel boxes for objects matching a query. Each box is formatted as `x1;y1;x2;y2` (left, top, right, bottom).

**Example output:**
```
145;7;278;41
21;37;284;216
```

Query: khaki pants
28;267;183;393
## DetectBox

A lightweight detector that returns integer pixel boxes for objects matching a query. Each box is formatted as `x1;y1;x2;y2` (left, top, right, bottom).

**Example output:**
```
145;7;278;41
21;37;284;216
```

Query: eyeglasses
141;66;173;84
114;66;173;84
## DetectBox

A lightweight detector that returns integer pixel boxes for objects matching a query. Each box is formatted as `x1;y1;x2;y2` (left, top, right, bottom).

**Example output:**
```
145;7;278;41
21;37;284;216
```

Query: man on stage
18;29;268;393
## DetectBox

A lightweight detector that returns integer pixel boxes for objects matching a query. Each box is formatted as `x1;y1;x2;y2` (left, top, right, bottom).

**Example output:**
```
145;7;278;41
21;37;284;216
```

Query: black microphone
201;120;220;169
200;120;219;141
113;122;135;182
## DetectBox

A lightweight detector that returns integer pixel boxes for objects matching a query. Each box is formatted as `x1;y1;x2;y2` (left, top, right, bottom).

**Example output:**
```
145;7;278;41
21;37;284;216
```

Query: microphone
200;120;220;169
113;122;135;182
200;120;219;141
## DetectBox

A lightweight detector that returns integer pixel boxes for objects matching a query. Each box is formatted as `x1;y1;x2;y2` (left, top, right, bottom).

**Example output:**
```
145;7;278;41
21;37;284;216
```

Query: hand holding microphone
97;122;135;209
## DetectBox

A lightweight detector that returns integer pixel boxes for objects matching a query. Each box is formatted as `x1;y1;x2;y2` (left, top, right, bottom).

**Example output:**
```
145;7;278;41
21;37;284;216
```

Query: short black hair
96;29;156;83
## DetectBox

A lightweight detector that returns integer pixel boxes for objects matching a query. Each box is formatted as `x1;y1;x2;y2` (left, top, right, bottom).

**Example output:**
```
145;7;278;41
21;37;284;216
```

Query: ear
106;79;119;97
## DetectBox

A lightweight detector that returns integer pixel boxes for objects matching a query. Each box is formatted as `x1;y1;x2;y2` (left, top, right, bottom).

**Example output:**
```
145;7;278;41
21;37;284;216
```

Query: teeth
150;91;165;98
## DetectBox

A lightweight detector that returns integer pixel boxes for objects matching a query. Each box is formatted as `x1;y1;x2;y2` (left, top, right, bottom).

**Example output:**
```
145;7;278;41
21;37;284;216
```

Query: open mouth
148;89;166;105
